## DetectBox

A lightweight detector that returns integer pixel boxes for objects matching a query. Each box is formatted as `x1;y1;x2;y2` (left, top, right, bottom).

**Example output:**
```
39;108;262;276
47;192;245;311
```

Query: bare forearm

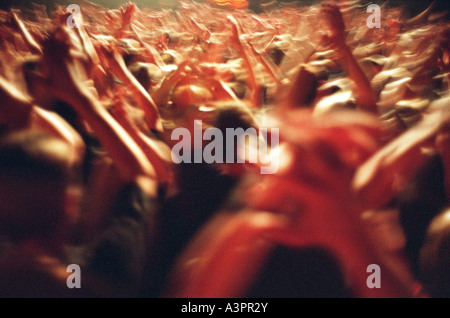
250;44;283;93
115;65;162;131
29;106;85;163
11;12;43;55
73;93;156;184
353;106;450;208
114;111;172;185
336;44;377;112
330;229;416;298
136;131;173;185
320;2;377;113
232;24;264;107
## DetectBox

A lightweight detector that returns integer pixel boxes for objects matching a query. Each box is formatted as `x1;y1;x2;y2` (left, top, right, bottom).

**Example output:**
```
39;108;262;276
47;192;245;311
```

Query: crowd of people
0;0;448;298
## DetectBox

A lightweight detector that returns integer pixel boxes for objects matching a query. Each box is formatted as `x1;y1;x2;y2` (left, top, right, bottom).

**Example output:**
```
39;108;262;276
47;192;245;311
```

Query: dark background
0;0;448;17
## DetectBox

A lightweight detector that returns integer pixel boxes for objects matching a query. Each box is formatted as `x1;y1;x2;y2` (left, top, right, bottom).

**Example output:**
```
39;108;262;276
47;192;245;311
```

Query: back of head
212;104;257;132
0;130;72;242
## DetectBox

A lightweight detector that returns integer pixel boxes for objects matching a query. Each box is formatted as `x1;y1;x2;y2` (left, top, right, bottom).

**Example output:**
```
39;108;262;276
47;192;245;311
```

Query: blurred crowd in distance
0;0;448;298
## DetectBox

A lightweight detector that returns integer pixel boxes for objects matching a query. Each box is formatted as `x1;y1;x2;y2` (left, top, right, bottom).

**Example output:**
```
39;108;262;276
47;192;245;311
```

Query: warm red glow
208;0;249;9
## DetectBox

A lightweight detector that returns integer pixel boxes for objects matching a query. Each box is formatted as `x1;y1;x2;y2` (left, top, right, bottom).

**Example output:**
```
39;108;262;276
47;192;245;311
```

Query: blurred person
0;21;163;297
0;0;448;299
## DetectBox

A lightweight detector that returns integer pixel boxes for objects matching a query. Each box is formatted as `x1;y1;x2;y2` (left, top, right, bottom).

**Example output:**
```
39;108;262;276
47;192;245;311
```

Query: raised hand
320;2;347;44
353;96;450;208
246;110;383;247
99;43;163;131
41;25;99;106
120;2;136;30
166;109;418;298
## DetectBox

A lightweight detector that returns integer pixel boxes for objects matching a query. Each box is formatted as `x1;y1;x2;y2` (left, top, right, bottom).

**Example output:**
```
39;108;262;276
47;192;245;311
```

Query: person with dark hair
164;108;415;298
0;0;449;299
0;130;104;297
141;102;258;297
0;23;163;297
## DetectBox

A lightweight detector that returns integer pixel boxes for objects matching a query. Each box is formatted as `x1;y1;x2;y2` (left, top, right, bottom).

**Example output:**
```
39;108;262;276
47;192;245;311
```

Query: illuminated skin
165;109;418;298
0;0;449;299
172;84;214;109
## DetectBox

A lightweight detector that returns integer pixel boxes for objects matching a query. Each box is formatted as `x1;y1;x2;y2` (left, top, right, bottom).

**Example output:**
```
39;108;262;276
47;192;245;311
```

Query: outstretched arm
43;26;157;195
100;44;163;132
228;15;264;108
353;96;450;208
9;11;43;55
111;94;173;187
321;3;377;113
0;69;85;170
166;110;418;298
